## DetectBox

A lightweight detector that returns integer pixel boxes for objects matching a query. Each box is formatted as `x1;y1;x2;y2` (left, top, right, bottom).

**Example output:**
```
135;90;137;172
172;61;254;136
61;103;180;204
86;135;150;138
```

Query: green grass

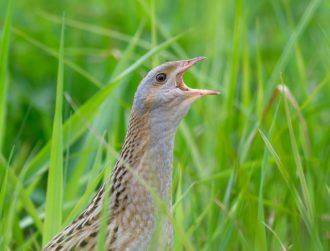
0;0;329;250
0;0;11;153
42;15;65;246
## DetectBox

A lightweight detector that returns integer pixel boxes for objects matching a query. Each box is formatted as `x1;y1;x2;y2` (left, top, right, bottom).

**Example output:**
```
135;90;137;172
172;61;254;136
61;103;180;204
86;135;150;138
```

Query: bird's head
133;57;219;132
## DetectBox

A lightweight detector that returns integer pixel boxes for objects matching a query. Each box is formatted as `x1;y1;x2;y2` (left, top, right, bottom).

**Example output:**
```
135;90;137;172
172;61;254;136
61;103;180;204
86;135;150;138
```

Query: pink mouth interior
176;57;205;91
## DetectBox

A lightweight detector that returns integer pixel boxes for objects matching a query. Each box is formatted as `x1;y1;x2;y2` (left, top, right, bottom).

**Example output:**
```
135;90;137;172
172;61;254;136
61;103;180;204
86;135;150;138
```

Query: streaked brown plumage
43;57;218;250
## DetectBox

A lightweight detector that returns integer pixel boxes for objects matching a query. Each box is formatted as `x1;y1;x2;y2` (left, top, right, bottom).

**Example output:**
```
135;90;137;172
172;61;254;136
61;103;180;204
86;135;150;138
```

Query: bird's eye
155;73;167;82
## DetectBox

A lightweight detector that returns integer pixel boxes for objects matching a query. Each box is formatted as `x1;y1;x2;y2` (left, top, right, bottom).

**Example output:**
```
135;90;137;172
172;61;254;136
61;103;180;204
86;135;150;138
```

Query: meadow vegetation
0;0;329;250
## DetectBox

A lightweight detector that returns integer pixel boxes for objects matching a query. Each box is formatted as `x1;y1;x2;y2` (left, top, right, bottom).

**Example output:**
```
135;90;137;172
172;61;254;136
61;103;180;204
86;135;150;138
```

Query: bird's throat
118;110;176;203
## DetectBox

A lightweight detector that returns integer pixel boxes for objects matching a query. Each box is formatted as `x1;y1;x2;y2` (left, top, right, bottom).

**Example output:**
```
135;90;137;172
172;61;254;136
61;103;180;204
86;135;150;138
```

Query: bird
43;57;219;251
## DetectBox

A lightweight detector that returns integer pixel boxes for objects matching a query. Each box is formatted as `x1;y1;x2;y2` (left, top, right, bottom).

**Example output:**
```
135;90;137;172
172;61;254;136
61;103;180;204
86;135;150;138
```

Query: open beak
176;56;220;96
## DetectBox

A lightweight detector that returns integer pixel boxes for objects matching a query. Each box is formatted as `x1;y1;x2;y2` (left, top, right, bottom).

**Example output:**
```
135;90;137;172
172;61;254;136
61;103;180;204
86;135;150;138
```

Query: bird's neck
148;111;176;204
119;110;176;203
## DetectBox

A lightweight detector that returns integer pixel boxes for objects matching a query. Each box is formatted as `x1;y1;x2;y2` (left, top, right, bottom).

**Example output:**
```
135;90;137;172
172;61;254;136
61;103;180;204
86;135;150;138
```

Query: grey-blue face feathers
133;60;181;113
132;57;219;130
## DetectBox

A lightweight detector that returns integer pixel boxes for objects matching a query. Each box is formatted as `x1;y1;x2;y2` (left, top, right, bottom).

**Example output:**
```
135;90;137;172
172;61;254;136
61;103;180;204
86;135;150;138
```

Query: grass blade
0;0;12;153
13;28;103;88
266;0;322;93
42;17;65;246
8;169;43;232
37;10;150;49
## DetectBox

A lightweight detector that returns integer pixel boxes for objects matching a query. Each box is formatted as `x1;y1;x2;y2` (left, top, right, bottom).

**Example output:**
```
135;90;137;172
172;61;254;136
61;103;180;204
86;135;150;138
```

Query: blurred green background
0;0;329;250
